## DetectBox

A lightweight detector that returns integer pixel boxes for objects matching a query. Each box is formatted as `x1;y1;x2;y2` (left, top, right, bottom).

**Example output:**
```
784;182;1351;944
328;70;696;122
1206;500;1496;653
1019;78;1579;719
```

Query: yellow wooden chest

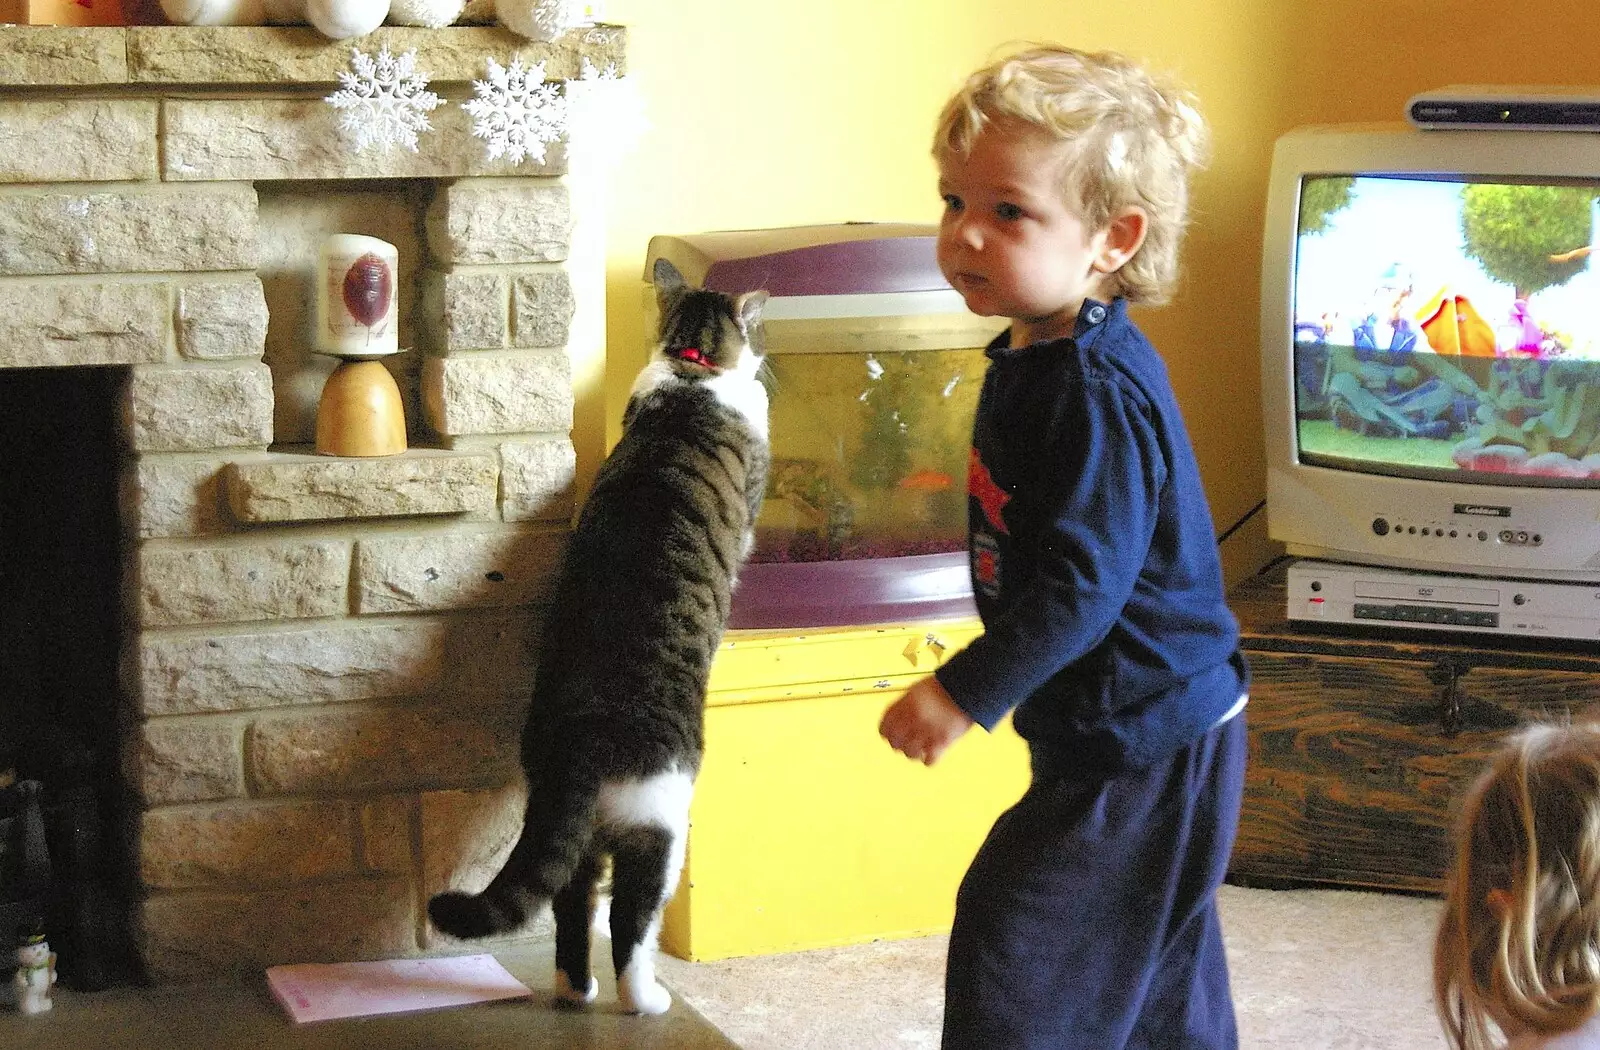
660;618;1030;961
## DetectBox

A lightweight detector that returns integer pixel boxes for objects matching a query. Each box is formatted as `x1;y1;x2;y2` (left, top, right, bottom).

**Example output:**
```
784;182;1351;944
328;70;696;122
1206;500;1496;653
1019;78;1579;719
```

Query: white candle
316;233;400;357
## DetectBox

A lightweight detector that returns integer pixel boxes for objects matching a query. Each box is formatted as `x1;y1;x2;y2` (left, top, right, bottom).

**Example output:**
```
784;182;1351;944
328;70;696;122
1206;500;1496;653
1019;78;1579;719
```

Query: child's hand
879;676;975;766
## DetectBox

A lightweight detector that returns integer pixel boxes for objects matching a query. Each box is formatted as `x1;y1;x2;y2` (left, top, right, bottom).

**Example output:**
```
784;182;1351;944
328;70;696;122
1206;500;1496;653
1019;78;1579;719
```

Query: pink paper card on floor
266;953;532;1024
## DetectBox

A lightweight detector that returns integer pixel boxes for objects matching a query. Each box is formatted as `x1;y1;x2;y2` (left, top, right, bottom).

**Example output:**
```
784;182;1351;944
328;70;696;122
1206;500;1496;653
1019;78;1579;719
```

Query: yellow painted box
660;618;1030;962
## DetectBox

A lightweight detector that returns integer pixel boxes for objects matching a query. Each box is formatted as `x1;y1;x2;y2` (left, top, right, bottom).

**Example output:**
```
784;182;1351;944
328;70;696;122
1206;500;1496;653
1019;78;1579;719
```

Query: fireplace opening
0;365;136;989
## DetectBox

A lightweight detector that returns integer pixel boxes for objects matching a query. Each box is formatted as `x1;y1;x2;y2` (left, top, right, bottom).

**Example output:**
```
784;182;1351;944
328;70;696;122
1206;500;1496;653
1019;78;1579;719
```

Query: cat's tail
427;776;599;939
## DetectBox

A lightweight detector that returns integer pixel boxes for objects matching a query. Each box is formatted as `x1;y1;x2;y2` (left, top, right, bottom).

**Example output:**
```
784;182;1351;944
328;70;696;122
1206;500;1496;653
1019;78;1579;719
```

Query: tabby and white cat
427;261;770;1016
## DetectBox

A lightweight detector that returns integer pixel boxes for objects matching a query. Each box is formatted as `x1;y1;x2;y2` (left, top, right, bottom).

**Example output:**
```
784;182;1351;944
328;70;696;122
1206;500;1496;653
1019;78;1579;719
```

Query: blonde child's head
932;44;1209;305
1434;722;1600;1050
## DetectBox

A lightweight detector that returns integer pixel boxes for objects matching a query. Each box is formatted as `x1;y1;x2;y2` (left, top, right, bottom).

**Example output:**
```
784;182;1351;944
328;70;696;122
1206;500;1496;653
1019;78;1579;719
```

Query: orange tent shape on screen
1416;287;1497;357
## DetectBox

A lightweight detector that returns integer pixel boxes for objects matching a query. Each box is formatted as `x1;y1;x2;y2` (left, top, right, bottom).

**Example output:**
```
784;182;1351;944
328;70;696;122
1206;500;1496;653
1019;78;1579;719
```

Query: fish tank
644;224;1007;629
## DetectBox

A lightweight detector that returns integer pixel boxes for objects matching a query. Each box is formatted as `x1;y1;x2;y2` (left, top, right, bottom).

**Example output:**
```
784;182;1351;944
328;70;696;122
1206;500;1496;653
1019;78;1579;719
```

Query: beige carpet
0;885;1444;1049
654;884;1449;1049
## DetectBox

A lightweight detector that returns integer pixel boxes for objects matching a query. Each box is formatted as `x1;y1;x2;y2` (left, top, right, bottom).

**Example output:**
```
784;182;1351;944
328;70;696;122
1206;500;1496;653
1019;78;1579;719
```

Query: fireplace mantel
0;24;626;88
1;23;622;981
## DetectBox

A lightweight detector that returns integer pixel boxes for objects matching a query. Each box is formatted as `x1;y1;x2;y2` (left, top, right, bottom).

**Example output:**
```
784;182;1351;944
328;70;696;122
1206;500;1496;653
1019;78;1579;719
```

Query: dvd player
1407;85;1600;131
1286;560;1600;641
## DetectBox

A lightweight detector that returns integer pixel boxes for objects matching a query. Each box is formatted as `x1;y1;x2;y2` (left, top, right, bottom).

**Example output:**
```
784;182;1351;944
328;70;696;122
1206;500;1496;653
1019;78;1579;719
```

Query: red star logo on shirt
967;447;1010;535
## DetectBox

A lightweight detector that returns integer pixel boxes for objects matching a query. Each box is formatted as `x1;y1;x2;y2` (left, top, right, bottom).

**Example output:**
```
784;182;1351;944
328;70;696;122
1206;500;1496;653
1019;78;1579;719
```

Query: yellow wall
589;0;1600;582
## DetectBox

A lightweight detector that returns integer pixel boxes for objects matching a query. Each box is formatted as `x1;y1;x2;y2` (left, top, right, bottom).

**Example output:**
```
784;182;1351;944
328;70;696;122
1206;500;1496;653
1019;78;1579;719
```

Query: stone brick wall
0;25;624;981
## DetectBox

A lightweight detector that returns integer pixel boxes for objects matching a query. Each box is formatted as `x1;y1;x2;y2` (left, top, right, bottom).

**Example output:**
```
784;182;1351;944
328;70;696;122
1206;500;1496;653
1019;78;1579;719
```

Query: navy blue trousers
942;712;1248;1050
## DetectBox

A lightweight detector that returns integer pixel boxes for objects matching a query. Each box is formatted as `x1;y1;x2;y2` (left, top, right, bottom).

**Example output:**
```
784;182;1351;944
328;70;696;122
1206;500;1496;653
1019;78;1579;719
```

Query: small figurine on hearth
12;923;56;1015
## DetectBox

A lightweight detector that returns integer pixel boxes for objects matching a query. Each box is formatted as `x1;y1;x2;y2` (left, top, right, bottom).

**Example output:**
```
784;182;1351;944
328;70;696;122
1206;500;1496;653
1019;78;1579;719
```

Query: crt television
1260;123;1600;585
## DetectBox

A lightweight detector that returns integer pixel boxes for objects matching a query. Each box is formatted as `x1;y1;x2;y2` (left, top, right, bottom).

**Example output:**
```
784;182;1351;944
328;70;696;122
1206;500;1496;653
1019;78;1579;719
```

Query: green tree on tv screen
1297;176;1356;236
1460;183;1596;298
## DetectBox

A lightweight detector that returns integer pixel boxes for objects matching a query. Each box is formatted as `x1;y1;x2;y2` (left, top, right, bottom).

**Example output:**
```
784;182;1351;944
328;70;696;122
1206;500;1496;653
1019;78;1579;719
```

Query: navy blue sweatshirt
935;298;1248;776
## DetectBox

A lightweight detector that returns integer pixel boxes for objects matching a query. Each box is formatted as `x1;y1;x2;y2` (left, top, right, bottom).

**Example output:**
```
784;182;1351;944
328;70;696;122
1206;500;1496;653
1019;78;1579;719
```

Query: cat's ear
654;259;687;314
734;290;768;332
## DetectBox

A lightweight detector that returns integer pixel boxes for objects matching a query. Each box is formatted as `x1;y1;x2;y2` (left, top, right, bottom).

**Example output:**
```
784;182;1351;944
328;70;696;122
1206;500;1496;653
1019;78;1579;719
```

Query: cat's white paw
618;972;673;1016
553;969;599;1007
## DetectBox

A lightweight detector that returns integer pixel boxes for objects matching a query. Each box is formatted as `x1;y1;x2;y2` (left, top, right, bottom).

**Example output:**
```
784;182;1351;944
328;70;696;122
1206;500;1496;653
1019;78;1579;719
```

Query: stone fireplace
0;23;623;982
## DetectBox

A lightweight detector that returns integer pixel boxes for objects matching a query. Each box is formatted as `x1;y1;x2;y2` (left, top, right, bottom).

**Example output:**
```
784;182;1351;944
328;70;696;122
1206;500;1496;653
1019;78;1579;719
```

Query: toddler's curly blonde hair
933;45;1209;305
1434;721;1600;1049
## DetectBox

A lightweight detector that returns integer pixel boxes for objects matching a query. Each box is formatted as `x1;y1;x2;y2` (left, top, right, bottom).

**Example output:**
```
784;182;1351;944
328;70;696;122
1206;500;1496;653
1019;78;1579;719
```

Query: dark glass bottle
2;779;52;905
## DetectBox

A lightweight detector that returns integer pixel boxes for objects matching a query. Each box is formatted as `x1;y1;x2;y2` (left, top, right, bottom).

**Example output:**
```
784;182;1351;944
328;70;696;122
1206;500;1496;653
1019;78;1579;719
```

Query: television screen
1291;174;1600;487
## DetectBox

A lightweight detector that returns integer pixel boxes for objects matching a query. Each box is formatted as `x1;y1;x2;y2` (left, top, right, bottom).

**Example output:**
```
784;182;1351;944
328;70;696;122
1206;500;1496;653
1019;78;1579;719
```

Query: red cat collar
671;347;710;366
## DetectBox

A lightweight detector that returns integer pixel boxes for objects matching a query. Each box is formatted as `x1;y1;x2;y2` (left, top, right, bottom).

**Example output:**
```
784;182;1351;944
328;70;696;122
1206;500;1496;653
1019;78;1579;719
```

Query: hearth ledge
223;447;500;524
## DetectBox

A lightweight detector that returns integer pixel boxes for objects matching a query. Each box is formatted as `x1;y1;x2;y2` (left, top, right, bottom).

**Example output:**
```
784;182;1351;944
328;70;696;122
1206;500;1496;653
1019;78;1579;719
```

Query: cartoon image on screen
1292;175;1600;485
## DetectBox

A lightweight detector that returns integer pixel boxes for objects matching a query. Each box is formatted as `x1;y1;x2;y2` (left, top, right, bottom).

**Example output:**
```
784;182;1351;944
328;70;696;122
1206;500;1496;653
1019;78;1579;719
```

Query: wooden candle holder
314;360;407;458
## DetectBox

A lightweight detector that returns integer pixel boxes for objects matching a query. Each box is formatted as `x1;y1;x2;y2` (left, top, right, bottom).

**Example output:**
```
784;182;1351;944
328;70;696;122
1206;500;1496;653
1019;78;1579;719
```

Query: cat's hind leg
597;770;692;1016
608;821;682;1016
551;849;604;1008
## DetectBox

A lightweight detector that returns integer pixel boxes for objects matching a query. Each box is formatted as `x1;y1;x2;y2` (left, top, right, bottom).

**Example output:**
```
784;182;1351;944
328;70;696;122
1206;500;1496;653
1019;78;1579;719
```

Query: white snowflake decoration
325;47;445;154
578;56;618;82
462;57;570;165
565;57;649;163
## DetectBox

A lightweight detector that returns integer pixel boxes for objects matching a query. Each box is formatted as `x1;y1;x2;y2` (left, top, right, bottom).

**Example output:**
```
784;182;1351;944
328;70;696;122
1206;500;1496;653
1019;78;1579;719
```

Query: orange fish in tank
898;469;955;492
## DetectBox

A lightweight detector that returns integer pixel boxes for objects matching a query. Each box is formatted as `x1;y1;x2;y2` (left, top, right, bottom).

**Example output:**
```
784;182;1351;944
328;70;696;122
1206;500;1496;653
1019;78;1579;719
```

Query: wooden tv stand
1228;561;1600;893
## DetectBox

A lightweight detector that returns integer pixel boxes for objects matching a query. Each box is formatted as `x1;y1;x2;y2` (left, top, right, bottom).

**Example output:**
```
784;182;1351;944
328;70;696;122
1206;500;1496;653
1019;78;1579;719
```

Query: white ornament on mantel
325;47;446;154
158;0;266;26
462;58;570;165
496;0;576;42
385;0;464;27
161;0;395;36
305;0;390;38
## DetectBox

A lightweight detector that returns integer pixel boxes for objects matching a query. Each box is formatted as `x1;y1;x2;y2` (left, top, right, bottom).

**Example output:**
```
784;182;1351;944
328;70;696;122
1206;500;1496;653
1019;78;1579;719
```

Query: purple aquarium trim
728;551;978;630
702;237;948;298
